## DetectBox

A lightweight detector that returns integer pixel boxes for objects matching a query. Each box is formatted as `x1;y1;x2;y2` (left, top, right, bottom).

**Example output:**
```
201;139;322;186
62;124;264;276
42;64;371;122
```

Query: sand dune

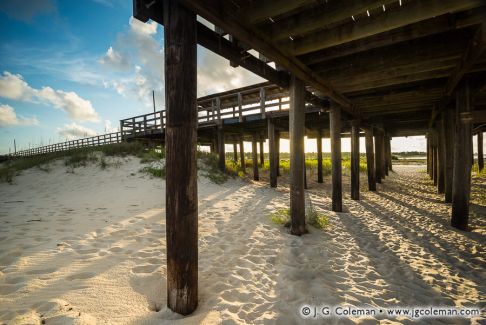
0;158;484;324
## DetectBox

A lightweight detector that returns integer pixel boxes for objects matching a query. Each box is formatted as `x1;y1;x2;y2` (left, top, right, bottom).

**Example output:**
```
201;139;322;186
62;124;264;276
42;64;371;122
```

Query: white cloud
99;46;129;71
0;104;39;127
197;47;264;96
101;17;164;108
104;119;118;133
0;71;99;122
57;123;97;140
129;17;158;36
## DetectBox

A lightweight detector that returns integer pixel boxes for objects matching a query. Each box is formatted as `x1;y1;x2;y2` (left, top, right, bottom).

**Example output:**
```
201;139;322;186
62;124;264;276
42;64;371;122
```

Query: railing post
260;87;266;119
238;92;243;122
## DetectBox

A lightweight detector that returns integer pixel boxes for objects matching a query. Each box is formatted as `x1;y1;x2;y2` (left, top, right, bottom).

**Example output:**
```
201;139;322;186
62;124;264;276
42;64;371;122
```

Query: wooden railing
11;132;121;158
120;86;291;140
11;85;299;158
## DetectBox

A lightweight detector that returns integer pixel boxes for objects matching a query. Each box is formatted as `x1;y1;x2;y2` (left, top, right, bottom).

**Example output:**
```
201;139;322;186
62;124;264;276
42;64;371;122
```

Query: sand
0;157;484;324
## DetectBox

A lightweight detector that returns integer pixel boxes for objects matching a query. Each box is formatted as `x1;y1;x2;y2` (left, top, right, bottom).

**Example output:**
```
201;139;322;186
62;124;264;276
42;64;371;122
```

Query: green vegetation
306;205;330;229
0;142;148;183
269;205;330;230
472;162;486;178
197;152;231;184
270;208;290;225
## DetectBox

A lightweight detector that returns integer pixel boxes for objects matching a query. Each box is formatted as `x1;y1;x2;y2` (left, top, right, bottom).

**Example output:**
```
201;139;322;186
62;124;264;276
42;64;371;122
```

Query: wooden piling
217;126;225;171
268;118;277;188
164;0;198;315
351;120;360;200
438;117;446;194
330;102;342;212
289;75;307;235
374;130;383;183
432;135;438;186
478;132;484;172
252;135;259;181
276;133;281;176
387;136;393;171
259;140;264;167
365;128;376;191
426;134;430;176
384;133;389;176
317;129;323;183
239;136;246;170
233;143;238;162
444;108;454;203
451;82;473;230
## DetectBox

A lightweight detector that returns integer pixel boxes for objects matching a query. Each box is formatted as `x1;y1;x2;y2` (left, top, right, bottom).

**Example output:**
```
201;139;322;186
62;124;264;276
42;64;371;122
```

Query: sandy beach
0;157;484;324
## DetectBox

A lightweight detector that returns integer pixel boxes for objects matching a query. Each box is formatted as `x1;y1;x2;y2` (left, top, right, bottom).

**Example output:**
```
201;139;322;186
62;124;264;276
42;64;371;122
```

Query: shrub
270;209;290;225
306;205;330;229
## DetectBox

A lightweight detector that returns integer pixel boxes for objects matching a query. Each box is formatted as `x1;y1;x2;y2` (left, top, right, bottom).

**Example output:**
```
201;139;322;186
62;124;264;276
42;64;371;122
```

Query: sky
0;0;479;155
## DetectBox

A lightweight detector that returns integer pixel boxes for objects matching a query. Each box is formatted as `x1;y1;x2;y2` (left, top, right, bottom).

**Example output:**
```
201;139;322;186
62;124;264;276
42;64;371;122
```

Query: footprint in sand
26;268;57;275
108;246;123;253
131;264;159;274
0;283;24;294
3;275;27;284
66;272;95;281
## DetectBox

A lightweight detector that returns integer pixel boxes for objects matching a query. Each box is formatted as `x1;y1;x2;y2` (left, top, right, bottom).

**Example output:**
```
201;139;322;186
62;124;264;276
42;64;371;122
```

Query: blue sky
0;0;444;155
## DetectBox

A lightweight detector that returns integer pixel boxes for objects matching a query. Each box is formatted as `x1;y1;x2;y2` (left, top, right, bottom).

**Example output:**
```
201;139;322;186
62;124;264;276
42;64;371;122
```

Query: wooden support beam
180;0;357;115
259;140;264;166
387;136;393;171
330;102;343;212
384;133;389;176
451;82;473;230
240;0;314;24
351;121;360;200
260;87;266;119
269;0;394;42
445;21;486;96
233;143;238;162
134;1;289;88
365;128;376;191
217;126;225;171
288;0;484;55
299;11;486;65
478;132;484;171
164;0;198;315
445;109;455;202
239;136;246;170
252;135;259;181
374;129;384;183
438;117;446;194
426;133;431;176
268;118;277;188
276;132;281;177
433;136;438;186
289;75;307;235
317;129;323;183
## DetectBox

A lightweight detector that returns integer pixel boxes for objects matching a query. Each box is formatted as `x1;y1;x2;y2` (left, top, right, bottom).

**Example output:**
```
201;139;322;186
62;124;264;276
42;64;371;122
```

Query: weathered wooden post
233;143;238;163
426;133;430;176
351;120;360;200
217;126;225;171
365;128;376;191
276;132;281;176
432;131;438;186
478;132;484;172
451;82;473;230
438;117;446;194
289;75;307;235
381;131;387;178
268;118;277;188
239;136;246;170
374;129;383;183
330;101;342;212
445;108;455;202
317;129;323;183
252;134;259;181
164;0;197;315
387;136;393;171
259;140;264;167
384;133;389;176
